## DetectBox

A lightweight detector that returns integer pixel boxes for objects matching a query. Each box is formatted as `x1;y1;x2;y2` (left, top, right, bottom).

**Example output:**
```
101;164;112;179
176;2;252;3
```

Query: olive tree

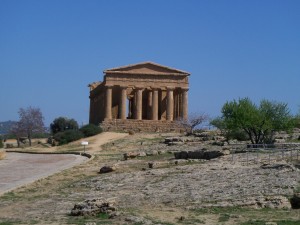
212;98;293;144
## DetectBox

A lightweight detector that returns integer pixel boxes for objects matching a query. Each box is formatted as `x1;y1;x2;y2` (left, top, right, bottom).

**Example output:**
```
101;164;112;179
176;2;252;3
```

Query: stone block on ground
123;152;139;160
71;198;117;217
290;193;300;209
99;166;116;174
174;150;224;160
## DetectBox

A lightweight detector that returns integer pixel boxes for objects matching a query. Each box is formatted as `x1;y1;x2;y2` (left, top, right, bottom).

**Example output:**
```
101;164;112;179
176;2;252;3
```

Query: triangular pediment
104;62;190;76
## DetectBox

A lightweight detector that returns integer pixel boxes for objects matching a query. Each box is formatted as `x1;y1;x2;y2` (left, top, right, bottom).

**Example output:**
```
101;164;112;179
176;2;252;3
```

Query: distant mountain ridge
0;120;17;135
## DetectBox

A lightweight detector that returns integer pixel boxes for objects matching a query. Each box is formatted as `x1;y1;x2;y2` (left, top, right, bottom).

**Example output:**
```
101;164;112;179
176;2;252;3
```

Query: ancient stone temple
89;62;190;132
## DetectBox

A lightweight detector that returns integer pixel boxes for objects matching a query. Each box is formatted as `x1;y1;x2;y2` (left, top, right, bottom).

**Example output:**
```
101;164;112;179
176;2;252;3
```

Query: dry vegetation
0;151;6;160
0;132;299;225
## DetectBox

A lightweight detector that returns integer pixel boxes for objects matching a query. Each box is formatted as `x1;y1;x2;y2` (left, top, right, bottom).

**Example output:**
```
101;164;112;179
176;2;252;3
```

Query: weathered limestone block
174;150;224;160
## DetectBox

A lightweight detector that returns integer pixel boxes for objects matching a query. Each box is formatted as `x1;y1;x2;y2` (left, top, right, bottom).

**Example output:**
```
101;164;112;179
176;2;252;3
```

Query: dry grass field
0;132;299;225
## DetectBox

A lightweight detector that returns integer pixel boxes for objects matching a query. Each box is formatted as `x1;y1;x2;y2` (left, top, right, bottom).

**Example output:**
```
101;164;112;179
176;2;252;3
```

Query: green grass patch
0;191;21;201
192;206;246;214
136;153;173;161
241;220;300;225
66;214;113;225
0;220;23;225
218;213;230;222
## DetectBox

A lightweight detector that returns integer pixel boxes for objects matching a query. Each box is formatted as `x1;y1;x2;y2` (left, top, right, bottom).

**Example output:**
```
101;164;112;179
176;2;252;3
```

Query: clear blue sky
1;0;299;126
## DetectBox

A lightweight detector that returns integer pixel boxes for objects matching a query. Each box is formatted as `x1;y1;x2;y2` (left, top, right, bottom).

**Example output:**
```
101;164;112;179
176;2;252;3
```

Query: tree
178;112;209;133
293;108;300;129
17;106;45;146
10;122;25;147
50;117;79;134
212;98;293;144
210;117;248;142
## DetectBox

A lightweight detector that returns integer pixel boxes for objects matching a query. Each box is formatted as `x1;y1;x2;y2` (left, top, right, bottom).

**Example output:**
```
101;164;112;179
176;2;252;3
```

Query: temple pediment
104;62;190;76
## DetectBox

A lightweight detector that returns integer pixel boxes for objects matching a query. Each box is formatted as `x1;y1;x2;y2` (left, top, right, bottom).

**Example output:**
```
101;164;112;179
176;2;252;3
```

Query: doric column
135;87;143;120
105;85;113;120
166;87;174;121
152;88;158;120
147;91;152;119
128;98;132;119
182;88;188;121
119;86;127;120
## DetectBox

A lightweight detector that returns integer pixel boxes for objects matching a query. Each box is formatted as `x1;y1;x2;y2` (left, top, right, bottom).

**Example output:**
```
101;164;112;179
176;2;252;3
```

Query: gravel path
0;152;88;195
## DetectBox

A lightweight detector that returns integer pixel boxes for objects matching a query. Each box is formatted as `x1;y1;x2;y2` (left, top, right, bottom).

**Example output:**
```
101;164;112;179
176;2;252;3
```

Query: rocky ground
0;131;299;225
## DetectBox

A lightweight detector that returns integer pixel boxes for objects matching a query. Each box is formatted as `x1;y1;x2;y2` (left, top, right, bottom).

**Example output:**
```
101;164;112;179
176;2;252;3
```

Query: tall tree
212;98;293;144
18;106;45;146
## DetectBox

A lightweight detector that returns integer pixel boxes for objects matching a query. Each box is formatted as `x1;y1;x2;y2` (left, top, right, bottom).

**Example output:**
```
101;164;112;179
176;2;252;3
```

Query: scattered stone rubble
71;198;117;217
73;154;300;210
274;128;300;143
200;195;291;209
70;130;300;216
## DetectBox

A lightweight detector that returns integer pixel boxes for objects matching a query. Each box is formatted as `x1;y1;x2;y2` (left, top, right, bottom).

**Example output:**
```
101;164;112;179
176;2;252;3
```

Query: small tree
178;112;209;133
50;117;79;134
214;98;294;144
17;106;45;146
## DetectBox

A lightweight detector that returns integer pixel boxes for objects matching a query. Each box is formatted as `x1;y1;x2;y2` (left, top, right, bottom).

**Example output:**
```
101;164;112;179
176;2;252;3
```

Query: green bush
79;124;102;137
0;136;3;148
228;129;249;141
50;117;79;134
53;130;84;145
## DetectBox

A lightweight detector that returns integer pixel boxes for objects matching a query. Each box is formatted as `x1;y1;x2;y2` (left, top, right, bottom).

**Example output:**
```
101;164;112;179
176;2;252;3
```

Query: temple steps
100;119;189;133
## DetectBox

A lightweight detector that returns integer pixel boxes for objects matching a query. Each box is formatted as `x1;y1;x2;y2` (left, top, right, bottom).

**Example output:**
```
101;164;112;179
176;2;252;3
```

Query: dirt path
52;131;129;153
85;131;129;152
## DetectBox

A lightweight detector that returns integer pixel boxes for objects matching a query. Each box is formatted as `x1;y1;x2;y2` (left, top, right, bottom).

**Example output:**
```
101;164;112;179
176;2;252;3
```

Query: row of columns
105;85;188;121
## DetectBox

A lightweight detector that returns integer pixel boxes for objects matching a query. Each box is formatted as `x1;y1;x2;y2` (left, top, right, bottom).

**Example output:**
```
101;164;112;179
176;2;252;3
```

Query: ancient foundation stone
174;150;224;160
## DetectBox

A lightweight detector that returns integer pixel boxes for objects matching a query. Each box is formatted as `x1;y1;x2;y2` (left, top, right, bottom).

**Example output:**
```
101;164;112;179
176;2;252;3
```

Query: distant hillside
0;120;17;135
